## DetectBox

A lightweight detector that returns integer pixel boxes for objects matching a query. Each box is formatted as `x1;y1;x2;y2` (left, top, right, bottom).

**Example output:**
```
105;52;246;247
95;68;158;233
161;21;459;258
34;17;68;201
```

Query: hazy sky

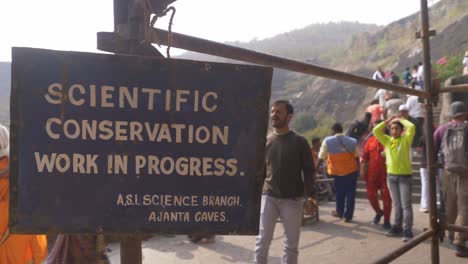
0;0;439;61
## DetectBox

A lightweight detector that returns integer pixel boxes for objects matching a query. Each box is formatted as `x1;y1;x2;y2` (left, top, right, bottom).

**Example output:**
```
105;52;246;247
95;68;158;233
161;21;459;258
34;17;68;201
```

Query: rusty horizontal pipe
371;229;435;264
316;179;334;183
445;224;468;234
439;84;468;93
151;28;428;98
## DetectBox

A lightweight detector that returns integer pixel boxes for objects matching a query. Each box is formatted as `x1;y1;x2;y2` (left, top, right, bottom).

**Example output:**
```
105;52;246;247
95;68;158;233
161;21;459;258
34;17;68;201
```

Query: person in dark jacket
254;100;316;264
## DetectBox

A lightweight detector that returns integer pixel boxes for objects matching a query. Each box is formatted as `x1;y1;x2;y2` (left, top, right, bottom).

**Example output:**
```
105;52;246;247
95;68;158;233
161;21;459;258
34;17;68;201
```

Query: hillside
296;0;468;123
182;0;468;125
180;22;381;96
182;22;381;63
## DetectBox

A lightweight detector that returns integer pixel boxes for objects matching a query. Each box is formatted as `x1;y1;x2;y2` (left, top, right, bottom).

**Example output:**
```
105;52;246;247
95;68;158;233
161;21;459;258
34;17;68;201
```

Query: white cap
399;104;409;112
0;125;9;158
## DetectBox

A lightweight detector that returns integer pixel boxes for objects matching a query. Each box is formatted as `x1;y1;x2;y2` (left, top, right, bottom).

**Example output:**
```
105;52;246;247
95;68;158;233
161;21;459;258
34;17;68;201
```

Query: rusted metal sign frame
113;1;164;262
98;30;427;99
95;0;468;263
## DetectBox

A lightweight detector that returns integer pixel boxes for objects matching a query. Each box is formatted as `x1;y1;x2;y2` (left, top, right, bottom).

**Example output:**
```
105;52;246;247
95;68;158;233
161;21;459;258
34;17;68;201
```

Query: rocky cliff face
295;0;468;123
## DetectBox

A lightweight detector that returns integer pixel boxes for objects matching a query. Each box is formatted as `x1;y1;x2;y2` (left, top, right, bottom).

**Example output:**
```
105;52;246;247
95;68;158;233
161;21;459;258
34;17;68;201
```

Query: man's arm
316;139;328;171
361;140;371;181
400;118;415;143
302;139;317;215
353;140;360;176
433;126;445;158
373;119;391;147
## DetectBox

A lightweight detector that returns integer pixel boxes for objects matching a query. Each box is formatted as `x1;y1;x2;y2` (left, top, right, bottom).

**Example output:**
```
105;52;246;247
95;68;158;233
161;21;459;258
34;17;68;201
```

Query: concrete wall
440;75;468;124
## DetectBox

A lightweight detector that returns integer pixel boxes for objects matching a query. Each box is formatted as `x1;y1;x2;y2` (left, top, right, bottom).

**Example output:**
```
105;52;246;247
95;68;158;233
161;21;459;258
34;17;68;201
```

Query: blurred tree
293;113;317;133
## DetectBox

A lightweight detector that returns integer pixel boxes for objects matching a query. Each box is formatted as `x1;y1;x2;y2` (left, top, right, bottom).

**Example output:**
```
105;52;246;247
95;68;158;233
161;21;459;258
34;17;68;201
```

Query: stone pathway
107;199;465;264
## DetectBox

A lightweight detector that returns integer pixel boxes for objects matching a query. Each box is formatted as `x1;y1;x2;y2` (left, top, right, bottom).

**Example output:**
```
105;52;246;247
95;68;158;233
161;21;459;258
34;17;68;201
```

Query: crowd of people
256;96;467;262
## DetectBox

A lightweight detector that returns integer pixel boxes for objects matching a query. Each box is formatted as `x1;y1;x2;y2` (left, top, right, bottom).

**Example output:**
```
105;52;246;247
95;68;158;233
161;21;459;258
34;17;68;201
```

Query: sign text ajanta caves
10;47;272;234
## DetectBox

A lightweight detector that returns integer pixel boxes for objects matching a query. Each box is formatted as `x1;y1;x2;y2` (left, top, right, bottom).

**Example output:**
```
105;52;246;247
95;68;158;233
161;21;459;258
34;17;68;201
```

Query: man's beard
272;118;287;129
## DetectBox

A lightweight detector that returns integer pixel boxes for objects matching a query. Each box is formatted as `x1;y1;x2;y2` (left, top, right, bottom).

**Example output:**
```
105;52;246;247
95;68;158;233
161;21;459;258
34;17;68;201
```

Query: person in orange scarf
0;125;48;264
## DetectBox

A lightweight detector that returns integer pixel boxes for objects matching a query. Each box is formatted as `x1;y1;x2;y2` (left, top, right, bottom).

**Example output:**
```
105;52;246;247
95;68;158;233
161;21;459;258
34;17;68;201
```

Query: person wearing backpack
347;112;372;141
434;101;468;258
347;112;372;159
318;123;359;223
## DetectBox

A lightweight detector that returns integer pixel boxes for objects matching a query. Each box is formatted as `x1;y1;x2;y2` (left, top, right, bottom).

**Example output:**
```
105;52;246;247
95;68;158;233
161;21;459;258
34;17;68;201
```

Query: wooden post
120;236;142;264
419;0;440;263
115;1;141;262
110;1;170;263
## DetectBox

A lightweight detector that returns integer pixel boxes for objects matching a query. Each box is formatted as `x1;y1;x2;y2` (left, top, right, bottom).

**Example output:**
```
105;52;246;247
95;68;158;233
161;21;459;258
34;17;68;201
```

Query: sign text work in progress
10;47;272;235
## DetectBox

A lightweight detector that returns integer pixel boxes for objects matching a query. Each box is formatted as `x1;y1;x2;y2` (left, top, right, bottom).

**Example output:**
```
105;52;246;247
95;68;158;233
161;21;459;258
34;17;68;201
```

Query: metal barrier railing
97;30;428;98
440;83;468;93
99;0;468;263
373;229;435;263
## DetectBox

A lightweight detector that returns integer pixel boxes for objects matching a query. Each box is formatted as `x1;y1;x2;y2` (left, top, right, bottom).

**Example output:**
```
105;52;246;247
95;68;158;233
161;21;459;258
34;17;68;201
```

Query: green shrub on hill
434;53;464;83
302;114;336;144
293;113;317;133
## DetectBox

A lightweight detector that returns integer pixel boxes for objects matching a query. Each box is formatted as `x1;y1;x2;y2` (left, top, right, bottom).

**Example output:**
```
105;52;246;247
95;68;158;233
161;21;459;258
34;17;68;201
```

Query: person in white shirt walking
416;62;424;90
463;51;468;75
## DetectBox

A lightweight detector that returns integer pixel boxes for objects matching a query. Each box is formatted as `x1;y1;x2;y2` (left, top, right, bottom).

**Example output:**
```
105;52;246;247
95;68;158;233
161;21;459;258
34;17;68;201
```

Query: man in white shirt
372;67;386;107
405;95;424;120
373;67;384;81
416;62;424;90
374;89;387;107
463;51;468;75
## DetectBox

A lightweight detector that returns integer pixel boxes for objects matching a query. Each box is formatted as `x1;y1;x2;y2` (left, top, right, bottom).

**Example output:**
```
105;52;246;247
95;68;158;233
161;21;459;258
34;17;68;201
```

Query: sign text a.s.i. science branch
10;47;272;235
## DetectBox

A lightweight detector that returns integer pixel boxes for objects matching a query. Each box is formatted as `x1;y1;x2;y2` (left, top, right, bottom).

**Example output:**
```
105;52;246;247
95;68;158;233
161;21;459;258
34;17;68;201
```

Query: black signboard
10;47;272;234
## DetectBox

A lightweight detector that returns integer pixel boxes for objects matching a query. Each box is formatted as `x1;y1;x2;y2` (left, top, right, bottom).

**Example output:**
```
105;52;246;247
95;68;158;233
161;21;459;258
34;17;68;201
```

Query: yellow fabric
373;119;415;175
0;158;48;264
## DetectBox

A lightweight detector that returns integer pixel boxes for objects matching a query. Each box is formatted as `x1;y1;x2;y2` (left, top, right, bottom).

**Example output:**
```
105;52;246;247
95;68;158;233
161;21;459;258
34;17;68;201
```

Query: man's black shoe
402;229;414;242
386;225;403;237
373;214;383;224
382;221;391;230
331;210;343;219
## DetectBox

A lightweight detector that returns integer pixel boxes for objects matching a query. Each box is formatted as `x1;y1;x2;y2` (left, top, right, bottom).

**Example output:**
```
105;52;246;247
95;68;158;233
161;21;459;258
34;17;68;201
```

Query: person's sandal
455;245;468;258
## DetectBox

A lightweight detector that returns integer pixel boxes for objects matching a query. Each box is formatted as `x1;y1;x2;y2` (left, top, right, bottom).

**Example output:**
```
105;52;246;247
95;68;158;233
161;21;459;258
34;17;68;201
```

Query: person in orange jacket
362;120;392;230
0;125;48;264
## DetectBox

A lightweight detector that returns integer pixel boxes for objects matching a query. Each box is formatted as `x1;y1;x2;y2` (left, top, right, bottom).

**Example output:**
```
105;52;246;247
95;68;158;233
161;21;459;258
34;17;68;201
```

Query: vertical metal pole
113;1;143;263
96;229;106;264
113;0;128;31
120;236;142;264
420;1;439;263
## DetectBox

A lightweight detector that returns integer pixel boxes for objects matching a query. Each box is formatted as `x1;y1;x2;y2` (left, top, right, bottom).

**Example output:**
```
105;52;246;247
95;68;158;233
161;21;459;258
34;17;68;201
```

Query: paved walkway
107;199;465;264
